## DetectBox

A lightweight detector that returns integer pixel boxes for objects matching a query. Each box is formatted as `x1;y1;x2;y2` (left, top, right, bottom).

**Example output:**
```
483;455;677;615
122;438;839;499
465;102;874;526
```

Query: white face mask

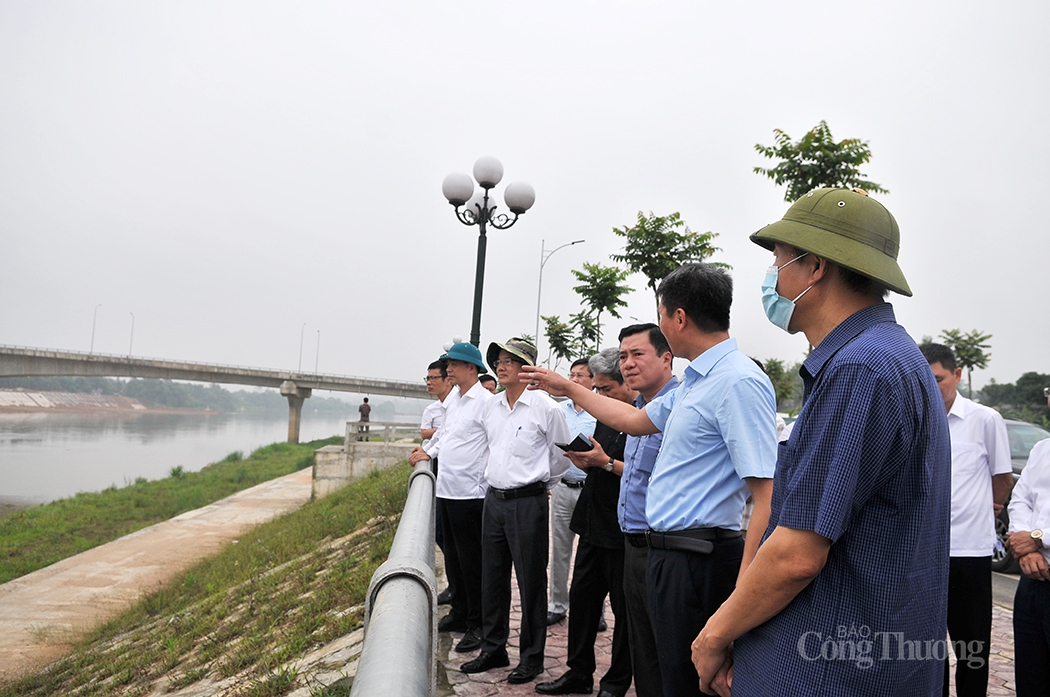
760;253;813;333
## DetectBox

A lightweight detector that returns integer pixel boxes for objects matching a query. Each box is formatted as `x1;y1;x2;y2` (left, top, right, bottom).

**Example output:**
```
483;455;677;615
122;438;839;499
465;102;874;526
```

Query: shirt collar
948;393;970;420
634;374;680;408
498;387;534;411
459;381;487;401
683;337;737;386
803;303;897;379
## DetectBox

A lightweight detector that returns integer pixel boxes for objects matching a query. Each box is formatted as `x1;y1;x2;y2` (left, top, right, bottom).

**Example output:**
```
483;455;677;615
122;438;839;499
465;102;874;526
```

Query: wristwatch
603;457;615;472
1033;530;1044;544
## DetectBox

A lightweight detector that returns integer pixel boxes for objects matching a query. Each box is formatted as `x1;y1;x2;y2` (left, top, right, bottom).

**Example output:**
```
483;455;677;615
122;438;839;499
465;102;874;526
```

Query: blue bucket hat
445;342;488;374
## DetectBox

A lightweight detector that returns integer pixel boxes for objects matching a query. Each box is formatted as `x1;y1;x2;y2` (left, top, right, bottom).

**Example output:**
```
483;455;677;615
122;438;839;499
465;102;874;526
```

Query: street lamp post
90;304;102;354
298;323;306;372
534;238;585;362
442;156;536;346
128;313;135;357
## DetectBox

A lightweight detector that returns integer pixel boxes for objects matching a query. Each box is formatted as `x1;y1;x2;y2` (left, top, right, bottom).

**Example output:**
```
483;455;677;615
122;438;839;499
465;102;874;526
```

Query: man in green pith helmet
692;188;952;696
461;337;571;685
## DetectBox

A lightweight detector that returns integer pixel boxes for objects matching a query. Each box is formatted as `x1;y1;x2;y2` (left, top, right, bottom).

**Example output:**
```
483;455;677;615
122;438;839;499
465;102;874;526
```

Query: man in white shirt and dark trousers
420;357;455;605
921;343;1013;697
409;343;493;654
461;337;571;684
549;358;598;626
1006;386;1050;697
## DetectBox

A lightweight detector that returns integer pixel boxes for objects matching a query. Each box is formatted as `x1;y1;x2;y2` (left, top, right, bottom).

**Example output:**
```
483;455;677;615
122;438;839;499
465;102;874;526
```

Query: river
0;410;358;507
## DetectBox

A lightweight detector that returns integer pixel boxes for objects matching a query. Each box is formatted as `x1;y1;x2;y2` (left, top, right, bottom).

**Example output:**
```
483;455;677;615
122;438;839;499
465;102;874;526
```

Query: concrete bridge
0;345;429;442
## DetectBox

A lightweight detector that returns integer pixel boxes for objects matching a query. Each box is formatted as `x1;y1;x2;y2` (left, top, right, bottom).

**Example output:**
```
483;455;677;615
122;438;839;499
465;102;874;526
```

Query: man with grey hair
537;348;636;697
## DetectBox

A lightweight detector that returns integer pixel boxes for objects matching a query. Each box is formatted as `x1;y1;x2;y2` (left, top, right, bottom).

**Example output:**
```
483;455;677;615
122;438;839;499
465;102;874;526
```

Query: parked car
992;419;1050;573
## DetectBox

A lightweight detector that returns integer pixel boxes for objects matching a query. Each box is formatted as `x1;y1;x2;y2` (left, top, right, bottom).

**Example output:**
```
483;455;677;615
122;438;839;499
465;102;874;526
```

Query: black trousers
480;488;549;667
432;458;445;552
944;556;992;697
437;497;484;628
1014;574;1050;697
566;540;632;695
647;538;743;697
623;540;663;697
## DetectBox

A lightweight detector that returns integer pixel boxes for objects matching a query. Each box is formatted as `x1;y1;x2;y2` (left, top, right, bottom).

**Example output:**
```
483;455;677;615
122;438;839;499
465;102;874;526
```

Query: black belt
624;532;648;548
645;528;741;555
488;481;547;500
562;480;585;489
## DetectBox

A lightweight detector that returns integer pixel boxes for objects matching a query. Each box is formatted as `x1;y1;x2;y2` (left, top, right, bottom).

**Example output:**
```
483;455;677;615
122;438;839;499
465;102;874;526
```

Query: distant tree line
0;376;357;415
977;372;1050;429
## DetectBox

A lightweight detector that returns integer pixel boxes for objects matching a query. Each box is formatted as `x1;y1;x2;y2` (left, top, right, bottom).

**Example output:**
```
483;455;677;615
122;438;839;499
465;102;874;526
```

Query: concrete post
279;381;312;444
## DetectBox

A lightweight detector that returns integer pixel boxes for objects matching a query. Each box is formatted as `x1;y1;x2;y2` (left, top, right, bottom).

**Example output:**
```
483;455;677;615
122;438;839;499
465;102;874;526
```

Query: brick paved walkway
438;548;1020;696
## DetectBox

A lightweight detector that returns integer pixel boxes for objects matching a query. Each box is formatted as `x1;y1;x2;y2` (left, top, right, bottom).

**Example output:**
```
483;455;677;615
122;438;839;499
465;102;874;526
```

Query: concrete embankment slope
0;468;314;681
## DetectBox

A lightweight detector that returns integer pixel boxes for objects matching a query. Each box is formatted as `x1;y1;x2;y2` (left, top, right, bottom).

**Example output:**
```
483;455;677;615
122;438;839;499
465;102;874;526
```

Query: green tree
940;328;992;398
568;310;600;355
571;263;632;350
541;315;574;369
1015;372;1050;407
754;120;889;202
762;358;800;412
610;211;726;311
978;379;1016;408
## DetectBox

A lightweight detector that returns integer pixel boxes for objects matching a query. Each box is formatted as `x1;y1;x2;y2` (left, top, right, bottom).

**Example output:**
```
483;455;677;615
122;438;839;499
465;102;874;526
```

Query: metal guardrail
350;461;437;697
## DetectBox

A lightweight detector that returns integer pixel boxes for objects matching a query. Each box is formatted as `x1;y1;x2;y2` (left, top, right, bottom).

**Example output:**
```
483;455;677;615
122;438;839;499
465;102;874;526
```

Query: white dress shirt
421;399;446;431
1008;437;1050;565
425;381;492;500
483;388;571;491
947;395;1012;556
559;399;597;483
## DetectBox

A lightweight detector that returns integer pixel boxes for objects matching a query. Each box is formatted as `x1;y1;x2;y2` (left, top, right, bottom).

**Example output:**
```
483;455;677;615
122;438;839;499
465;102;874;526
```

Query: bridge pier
279;381;313;444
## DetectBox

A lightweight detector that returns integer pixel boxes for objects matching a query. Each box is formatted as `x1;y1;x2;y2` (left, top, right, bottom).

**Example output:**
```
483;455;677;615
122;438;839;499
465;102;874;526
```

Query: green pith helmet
486;337;538;372
750;188;912;297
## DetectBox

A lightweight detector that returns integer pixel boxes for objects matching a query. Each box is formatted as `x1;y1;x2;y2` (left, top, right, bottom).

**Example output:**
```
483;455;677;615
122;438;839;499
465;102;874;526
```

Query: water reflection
0;411;352;506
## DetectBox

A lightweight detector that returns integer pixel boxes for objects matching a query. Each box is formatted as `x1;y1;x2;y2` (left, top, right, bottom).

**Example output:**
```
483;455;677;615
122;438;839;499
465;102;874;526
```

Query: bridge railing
349;461;437;697
0;344;424;388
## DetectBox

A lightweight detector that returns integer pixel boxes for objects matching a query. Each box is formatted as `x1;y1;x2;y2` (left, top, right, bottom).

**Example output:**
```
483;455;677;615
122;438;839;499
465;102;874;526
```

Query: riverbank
0;464;408;694
0;388;214;414
0;437;340;585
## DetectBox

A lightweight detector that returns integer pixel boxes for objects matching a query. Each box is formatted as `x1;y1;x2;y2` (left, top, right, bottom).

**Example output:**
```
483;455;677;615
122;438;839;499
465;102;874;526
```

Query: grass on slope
0;437;342;584
0;464;409;697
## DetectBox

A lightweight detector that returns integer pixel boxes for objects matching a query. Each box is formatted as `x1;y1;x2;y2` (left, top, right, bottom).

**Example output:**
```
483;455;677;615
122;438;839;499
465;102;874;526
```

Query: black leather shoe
461;648;510;673
596;615;607;632
455;627;482;653
535;670;593;694
596;691;618;697
546;611;566;626
437;587;453;605
508;662;544;684
438;614;468;633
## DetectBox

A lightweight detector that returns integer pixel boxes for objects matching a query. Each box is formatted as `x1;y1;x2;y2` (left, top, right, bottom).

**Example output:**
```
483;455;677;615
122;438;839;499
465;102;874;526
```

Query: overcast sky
2;1;1047;394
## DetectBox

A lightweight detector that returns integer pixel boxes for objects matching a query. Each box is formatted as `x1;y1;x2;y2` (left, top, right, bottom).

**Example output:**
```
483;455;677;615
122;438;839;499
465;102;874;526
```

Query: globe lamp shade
472;156;504;189
504;181;536;214
442;172;474;206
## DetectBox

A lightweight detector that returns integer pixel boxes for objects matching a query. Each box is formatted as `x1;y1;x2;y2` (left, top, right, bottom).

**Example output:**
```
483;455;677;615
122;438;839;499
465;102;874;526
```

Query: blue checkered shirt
734;303;951;696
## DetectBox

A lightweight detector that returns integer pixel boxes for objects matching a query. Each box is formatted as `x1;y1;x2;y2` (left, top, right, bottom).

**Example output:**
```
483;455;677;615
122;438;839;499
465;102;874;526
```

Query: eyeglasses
569;372;591;380
494;358;523;367
423;376;446;383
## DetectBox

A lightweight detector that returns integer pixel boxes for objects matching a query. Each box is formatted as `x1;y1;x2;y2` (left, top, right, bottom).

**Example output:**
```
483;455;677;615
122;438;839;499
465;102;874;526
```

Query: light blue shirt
644;338;777;531
619;376;679;533
560;399;597;483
